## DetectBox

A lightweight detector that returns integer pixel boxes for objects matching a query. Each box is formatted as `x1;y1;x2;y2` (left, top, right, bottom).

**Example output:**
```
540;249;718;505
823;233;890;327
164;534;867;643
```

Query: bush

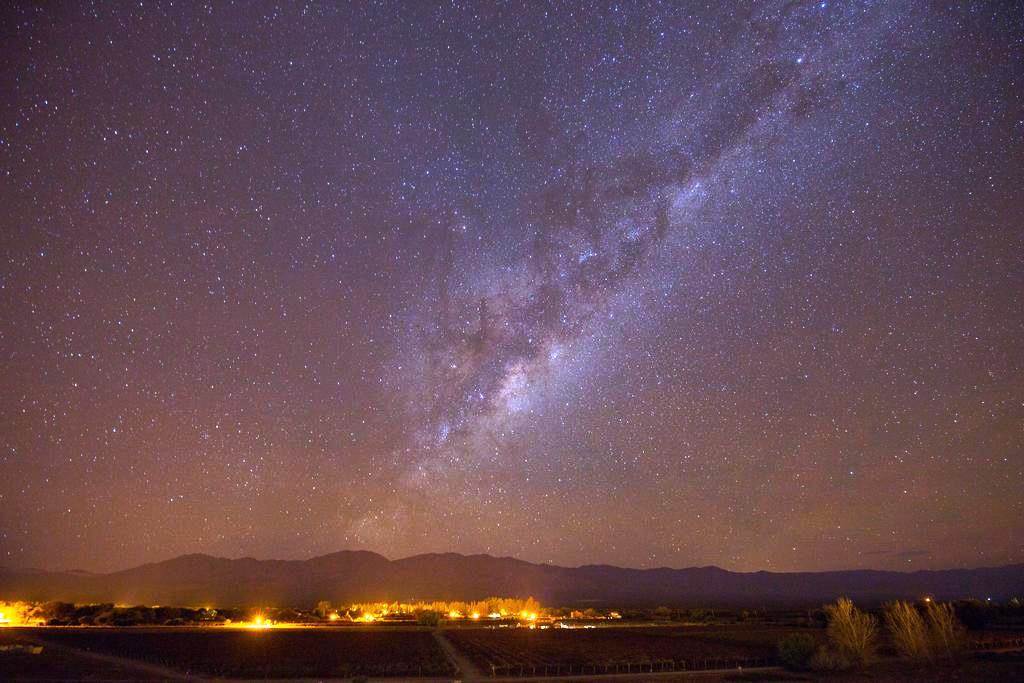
824;597;878;667
687;607;713;623
39;602;78;621
810;645;850;671
777;632;817;670
884;601;930;661
416;610;441;627
923;600;965;658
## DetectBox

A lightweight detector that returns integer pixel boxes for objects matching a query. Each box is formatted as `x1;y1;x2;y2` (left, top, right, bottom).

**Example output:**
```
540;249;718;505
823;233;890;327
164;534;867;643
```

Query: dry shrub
824;597;878;667
777;632;817;670
884;601;930;661
809;645;849;671
923;600;965;658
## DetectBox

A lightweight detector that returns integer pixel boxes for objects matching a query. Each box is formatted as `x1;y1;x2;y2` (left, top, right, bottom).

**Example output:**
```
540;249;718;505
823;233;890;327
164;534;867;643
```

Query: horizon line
6;548;1022;577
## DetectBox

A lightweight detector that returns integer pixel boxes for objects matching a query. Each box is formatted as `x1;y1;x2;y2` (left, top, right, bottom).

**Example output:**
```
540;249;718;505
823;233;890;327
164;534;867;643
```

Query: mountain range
1;551;1021;608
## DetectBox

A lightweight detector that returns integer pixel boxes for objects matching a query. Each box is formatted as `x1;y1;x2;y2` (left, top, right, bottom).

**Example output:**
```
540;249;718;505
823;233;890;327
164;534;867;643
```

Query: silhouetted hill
1;552;1020;608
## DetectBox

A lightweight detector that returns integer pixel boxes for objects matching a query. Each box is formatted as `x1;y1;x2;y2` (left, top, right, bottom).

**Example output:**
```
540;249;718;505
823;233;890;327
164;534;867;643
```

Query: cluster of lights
347;599;539;620
442;610;540;622
447;609;487;620
0;598;553;629
0;602;37;627
247;615;272;629
228;607;549;629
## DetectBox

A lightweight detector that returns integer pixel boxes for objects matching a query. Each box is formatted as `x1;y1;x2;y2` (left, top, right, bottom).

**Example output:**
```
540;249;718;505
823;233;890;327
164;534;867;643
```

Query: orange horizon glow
0;601;37;627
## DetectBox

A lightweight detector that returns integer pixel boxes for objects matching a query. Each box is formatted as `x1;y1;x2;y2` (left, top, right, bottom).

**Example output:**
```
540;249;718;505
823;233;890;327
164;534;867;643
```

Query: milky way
1;2;1021;573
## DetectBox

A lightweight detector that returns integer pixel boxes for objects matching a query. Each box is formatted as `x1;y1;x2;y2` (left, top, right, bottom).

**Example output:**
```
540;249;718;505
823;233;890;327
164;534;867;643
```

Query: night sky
1;2;1022;575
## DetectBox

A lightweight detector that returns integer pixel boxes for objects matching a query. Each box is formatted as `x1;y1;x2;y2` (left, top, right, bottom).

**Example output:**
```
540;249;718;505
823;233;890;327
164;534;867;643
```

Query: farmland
445;624;814;676
0;623;817;679
2;622;1023;680
3;595;1024;682
0;628;172;680
28;627;455;678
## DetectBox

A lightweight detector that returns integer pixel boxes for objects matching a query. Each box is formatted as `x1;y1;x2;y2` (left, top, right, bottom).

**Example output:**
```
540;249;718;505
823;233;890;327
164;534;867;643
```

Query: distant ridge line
1;550;1021;608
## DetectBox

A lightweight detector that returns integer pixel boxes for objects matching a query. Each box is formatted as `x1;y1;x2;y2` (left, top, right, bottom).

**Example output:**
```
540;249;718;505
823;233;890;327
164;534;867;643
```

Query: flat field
0;628;167;680
27;626;454;678
3;624;1022;680
445;624;817;675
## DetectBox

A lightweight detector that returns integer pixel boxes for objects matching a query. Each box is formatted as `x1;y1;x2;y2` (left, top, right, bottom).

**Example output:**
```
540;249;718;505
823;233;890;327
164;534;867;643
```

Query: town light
248;615;271;629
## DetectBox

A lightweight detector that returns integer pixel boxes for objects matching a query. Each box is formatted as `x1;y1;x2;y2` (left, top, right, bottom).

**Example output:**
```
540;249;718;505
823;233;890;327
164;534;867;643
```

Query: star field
1;1;1022;573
